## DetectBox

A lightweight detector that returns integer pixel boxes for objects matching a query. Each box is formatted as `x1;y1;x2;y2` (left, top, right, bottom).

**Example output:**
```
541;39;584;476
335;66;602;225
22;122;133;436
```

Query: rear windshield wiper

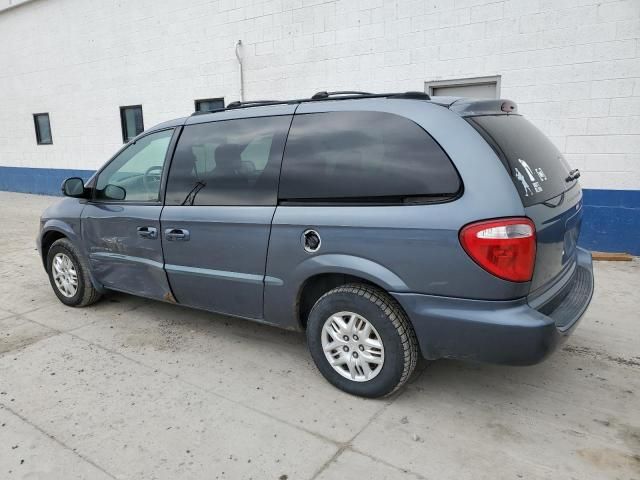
542;191;565;208
565;168;580;182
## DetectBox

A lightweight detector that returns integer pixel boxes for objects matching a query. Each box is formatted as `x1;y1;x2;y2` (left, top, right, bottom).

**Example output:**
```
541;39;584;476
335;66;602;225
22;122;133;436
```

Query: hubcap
52;253;78;298
321;311;385;382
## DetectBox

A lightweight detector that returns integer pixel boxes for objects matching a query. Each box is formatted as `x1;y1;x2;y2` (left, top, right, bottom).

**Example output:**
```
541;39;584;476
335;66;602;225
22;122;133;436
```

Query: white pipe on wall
235;40;245;102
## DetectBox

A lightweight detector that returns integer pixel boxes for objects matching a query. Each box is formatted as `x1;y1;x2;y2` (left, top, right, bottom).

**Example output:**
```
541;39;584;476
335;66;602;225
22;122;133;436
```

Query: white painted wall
0;0;639;190
0;0;32;12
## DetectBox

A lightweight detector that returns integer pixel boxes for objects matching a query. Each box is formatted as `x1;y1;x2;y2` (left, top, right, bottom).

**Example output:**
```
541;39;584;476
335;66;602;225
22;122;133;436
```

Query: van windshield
467;115;573;206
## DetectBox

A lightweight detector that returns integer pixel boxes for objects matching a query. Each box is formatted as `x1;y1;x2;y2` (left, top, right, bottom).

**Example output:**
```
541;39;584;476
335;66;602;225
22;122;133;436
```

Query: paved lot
0;191;638;480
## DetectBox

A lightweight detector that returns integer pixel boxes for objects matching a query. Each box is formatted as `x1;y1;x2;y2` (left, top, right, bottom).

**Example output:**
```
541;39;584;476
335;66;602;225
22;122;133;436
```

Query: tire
306;283;419;398
46;238;102;307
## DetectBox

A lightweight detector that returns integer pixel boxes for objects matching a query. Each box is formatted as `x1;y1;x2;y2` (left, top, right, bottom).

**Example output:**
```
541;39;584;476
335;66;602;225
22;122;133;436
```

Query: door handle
165;228;190;241
137;226;157;239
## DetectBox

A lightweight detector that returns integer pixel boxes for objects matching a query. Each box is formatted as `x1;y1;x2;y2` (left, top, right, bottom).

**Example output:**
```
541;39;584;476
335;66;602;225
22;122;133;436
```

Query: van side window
279;111;460;202
165;116;292;206
95;128;173;202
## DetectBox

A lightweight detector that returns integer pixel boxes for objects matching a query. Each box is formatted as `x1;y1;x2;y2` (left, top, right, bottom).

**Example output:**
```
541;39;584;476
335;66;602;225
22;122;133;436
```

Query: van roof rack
226;99;284;109
190;107;226;116
311;90;373;99
311;91;430;101
190;91;431;115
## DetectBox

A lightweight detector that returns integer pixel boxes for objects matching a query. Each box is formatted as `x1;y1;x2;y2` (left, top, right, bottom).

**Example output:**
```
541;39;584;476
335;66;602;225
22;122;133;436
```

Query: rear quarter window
467;115;572;206
279;111;461;203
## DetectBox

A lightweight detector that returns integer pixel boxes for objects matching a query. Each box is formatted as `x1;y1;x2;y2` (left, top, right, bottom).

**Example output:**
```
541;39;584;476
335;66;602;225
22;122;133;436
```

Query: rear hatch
466;113;583;294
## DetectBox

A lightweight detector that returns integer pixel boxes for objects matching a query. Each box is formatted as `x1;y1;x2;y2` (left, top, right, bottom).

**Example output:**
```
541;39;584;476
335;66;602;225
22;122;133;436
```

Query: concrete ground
0;191;638;480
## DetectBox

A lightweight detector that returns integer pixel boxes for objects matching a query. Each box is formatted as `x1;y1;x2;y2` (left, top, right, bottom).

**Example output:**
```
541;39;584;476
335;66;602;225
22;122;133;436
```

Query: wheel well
41;231;67;267
297;273;380;329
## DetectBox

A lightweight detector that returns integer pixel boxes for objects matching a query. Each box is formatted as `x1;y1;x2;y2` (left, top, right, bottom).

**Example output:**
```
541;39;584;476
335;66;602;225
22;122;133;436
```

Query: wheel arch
39;217;85;266
294;254;410;329
40;222;106;294
40;228;70;269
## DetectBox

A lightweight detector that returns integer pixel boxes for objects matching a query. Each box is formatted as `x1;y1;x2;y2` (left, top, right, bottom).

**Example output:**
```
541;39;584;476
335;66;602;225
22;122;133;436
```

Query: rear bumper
392;247;594;365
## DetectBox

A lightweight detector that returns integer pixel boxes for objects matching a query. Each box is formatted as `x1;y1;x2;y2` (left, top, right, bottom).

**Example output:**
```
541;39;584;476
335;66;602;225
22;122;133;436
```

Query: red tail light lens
459;218;536;282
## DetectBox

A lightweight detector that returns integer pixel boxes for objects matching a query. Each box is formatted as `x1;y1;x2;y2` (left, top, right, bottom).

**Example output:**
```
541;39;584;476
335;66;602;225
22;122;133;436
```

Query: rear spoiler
449;98;518;117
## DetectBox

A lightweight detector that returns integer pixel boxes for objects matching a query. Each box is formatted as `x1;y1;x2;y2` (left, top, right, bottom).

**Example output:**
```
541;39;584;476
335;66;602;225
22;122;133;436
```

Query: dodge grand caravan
38;91;594;397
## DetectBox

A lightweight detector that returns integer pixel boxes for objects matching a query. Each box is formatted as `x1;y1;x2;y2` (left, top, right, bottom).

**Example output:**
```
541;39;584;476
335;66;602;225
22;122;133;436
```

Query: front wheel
46;238;102;307
306;284;419;398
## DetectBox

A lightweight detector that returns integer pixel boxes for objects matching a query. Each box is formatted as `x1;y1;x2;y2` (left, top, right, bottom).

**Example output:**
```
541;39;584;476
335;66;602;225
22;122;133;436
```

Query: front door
82;128;176;301
161;113;293;319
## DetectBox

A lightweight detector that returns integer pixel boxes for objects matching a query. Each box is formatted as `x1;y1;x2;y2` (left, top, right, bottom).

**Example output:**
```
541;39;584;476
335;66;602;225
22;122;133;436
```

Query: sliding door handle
136;226;157;239
165;228;190;241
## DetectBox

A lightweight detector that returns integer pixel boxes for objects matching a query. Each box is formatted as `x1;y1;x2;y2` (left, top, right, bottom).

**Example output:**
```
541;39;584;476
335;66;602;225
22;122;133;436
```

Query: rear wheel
46;238;101;307
306;284;418;398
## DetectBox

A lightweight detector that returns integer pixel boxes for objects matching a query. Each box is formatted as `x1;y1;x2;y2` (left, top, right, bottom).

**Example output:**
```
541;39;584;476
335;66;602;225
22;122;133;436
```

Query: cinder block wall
0;0;638;253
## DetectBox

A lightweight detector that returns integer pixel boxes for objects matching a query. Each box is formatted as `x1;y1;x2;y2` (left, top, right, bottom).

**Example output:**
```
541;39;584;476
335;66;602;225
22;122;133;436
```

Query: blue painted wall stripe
0;166;95;196
1;166;638;255
580;189;640;255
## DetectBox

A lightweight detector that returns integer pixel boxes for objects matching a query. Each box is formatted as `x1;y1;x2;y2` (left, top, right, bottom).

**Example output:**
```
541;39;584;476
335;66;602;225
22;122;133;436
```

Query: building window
33;113;52;145
425;76;501;99
194;98;225;113
120;105;144;143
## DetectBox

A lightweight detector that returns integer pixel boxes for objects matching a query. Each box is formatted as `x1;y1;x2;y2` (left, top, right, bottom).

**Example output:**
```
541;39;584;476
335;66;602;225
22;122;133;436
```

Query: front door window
95;129;173;202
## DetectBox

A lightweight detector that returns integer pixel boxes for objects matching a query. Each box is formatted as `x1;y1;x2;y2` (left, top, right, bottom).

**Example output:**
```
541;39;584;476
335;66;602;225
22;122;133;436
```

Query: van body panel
39;95;594;368
161;205;275;320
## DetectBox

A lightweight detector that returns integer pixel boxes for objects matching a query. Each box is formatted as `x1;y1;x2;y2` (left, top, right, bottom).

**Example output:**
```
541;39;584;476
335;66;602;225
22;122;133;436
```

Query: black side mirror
61;177;86;198
104;184;126;201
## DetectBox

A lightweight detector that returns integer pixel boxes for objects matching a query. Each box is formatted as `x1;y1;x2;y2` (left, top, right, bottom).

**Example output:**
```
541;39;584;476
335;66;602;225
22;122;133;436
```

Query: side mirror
104;184;126;201
61;177;86;198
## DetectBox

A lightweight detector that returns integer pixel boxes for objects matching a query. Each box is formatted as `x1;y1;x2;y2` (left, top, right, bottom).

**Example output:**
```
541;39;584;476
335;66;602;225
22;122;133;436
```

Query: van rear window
467;115;572;206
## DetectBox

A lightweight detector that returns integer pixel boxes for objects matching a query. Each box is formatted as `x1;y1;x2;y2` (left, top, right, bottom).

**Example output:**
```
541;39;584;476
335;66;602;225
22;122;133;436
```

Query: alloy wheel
321;311;385;382
52;252;78;298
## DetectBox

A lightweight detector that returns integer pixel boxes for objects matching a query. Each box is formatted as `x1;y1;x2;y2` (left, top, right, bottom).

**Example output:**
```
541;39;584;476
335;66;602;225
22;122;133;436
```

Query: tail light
459;218;536;282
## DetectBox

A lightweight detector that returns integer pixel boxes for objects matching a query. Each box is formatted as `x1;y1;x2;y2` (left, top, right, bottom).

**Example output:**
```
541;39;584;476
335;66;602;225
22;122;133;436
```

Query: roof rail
226;99;284;109
311;91;430;101
389;91;431;100
311;90;372;99
190;108;226;116
191;90;432;115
